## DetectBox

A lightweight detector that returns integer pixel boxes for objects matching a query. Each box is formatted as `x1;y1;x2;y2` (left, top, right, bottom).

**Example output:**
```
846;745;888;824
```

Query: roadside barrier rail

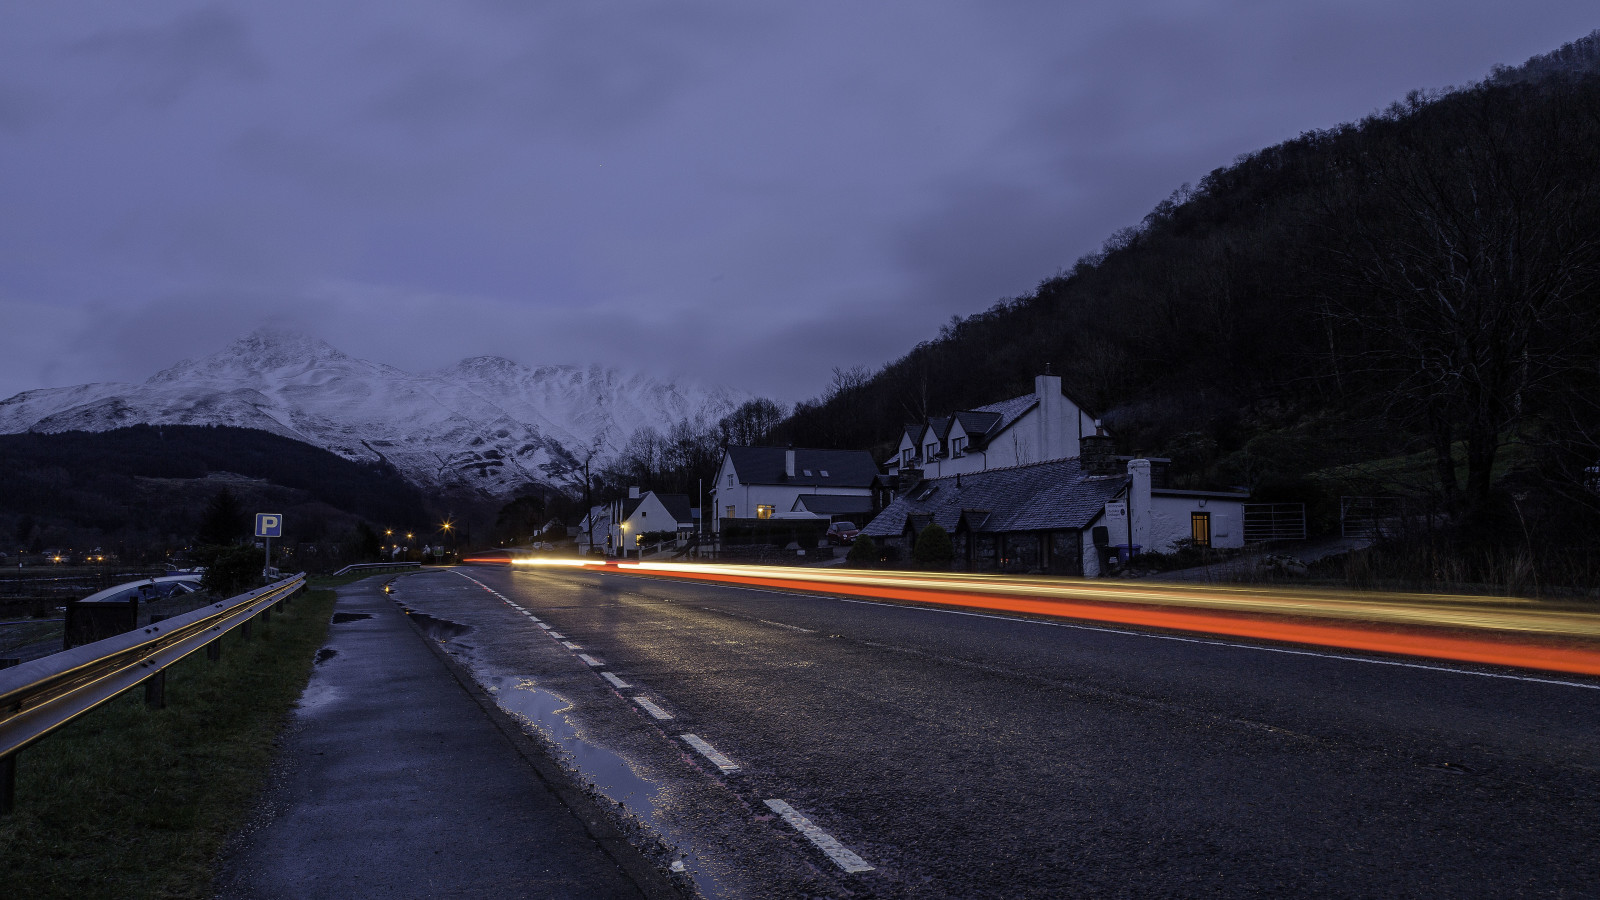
331;562;420;576
0;573;307;813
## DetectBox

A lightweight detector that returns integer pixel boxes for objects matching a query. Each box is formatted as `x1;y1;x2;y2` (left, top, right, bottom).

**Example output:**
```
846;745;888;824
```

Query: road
392;566;1600;898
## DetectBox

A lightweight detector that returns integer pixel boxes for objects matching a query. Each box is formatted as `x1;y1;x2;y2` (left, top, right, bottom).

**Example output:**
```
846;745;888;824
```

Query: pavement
212;576;672;900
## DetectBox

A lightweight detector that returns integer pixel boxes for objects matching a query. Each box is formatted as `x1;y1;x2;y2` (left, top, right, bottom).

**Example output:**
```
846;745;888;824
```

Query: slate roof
861;457;1128;538
967;394;1038;447
927;416;952;442
655;493;696;525
726;446;880;487
792;494;875;516
952;409;1002;440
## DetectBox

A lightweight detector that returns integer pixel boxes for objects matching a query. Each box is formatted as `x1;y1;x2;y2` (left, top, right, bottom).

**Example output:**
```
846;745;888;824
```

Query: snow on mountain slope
0;331;746;496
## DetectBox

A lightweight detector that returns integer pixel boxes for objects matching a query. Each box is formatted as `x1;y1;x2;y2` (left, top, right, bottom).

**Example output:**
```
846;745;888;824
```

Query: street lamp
619;521;628;560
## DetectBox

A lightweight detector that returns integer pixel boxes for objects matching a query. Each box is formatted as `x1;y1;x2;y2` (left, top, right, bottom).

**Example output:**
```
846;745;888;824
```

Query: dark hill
777;32;1600;550
0;425;432;563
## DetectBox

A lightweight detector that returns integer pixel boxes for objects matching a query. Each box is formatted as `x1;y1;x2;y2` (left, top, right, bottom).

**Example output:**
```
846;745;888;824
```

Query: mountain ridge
0;330;745;497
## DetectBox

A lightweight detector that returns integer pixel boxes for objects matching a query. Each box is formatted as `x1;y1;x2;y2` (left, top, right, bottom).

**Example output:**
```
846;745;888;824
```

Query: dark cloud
1;2;1597;403
66;6;265;108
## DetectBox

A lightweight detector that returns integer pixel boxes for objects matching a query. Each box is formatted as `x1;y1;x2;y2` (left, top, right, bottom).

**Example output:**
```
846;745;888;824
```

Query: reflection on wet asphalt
396;566;1600;899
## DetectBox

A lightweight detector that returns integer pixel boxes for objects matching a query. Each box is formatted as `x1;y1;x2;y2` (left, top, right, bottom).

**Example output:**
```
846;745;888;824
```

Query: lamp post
619;521;628;560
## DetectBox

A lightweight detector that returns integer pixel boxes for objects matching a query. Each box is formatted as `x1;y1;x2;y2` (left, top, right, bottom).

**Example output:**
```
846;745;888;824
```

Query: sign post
254;513;283;579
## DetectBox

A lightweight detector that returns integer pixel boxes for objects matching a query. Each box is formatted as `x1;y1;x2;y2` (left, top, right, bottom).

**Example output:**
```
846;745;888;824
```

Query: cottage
862;456;1248;576
579;488;698;556
886;374;1099;479
710;446;879;530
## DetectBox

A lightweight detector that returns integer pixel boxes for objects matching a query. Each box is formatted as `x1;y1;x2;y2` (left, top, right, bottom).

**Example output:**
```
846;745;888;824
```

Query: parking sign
255;514;283;538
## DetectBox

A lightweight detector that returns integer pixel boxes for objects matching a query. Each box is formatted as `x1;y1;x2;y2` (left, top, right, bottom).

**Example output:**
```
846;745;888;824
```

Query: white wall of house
1127;459;1247;553
710;453;871;525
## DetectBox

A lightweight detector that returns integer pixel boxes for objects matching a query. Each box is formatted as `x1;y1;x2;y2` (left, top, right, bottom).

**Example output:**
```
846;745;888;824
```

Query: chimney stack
628;486;640;499
785;447;796;479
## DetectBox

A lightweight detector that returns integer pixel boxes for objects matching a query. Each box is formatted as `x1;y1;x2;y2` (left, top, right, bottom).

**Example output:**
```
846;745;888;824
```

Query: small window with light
757;504;775;519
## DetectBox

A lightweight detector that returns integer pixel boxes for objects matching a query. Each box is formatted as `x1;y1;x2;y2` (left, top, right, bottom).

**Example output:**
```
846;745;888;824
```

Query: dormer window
927;442;938;460
952;437;966;456
902;448;913;466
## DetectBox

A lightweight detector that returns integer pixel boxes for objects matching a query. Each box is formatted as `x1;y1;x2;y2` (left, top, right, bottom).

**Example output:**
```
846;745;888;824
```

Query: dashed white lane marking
527;615;540;622
758;618;816;633
635;697;674;720
680;734;739;773
578;654;603;667
549;632;566;639
832;599;1600;692
538;623;552;630
562;640;582;650
601;672;631;689
764;800;874;873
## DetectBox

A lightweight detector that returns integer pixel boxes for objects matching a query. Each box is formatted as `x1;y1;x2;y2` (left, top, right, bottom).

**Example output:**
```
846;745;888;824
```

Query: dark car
826;521;860;545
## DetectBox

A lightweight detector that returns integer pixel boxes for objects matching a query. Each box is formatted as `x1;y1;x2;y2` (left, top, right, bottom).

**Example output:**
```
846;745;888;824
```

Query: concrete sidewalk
213;577;662;900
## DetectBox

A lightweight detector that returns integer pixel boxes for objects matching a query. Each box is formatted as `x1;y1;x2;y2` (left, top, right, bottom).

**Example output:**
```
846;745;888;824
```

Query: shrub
847;534;878;566
201;544;265;597
912;523;955;567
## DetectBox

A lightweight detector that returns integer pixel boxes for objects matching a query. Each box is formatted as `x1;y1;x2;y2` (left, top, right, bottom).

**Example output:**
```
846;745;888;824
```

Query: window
726;474;734;487
820;469;829;477
757;504;775;519
1191;512;1212;548
952;437;966;456
902;448;913;466
726;505;735;518
927;443;938;459
803;469;813;476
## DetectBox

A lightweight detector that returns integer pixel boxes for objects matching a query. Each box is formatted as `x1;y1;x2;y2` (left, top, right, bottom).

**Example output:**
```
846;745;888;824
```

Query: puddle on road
403;609;473;642
481;674;724;899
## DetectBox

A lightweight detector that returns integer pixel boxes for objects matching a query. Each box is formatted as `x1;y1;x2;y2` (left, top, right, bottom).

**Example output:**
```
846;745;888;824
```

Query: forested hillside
776;33;1600;560
0;425;432;563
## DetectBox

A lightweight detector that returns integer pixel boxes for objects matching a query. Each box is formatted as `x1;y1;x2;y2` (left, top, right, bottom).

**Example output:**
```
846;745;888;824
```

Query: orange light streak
595;564;1600;678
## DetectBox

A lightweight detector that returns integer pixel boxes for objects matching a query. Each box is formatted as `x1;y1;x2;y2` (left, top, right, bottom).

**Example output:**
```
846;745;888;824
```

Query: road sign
254;514;283;538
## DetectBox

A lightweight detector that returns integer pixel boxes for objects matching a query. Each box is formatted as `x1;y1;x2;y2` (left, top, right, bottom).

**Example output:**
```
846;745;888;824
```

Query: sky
0;2;1594;404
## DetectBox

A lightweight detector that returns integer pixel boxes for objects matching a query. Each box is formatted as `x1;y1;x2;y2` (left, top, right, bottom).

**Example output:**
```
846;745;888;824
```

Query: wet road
395;566;1600;898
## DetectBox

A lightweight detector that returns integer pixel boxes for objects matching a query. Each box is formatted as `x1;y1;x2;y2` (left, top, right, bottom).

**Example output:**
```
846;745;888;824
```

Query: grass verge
0;586;338;899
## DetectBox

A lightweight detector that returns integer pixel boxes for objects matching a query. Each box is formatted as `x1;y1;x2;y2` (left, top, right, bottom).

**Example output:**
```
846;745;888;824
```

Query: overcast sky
1;2;1593;403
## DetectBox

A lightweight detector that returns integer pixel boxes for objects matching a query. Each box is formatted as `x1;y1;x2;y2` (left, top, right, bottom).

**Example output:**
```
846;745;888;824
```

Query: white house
862;456;1248;576
885;374;1100;479
710;446;879;530
578;489;697;556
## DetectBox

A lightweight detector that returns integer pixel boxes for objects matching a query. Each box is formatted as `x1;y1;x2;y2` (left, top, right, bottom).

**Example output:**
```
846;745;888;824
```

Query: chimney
628;486;640;499
785;447;796;479
1128;459;1152;550
1080;435;1116;476
1035;373;1065;461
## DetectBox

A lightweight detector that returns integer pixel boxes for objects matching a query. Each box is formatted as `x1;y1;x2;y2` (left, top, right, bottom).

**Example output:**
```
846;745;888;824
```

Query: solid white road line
601;672;631;689
578;653;603;667
680;734;739;773
635;697;674;720
763;800;874;873
759;618;817;633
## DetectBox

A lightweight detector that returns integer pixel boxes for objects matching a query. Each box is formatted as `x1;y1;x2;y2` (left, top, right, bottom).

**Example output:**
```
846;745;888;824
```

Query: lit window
726;505;735;518
757;504;775;519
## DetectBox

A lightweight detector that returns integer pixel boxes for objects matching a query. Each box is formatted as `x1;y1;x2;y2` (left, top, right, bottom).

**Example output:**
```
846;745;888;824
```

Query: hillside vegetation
0;425;431;563
774;33;1600;580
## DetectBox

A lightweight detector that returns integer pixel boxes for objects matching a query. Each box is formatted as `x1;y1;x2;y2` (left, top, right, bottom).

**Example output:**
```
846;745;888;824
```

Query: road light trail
511;561;1600;678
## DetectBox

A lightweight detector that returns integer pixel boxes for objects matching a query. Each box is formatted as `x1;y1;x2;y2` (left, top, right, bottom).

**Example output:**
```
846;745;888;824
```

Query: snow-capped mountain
0;331;745;496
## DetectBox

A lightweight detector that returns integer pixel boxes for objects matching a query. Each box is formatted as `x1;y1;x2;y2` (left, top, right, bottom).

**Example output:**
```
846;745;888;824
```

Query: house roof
861;458;1128;538
952;409;1003;440
927;416;952;442
725;446;880;487
792;494;875;516
966;394;1039;448
654;493;696;524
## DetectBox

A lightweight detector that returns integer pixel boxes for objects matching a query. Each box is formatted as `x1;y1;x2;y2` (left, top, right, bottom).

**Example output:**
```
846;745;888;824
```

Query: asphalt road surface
392;566;1600;899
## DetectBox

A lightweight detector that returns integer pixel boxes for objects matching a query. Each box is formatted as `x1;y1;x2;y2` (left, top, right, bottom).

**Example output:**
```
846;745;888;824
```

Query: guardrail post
241;619;252;641
206;631;221;661
1;657;17;814
144;616;169;708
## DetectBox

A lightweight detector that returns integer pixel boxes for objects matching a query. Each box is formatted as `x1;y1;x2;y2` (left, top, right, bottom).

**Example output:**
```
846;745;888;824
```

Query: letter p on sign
255;514;283;538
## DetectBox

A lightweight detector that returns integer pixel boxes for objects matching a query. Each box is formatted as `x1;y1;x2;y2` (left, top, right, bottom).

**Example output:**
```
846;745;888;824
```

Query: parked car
826;521;860;545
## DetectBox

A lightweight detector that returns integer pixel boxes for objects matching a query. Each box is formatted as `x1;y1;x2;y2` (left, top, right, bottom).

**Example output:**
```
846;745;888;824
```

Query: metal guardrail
0;573;306;812
330;562;421;576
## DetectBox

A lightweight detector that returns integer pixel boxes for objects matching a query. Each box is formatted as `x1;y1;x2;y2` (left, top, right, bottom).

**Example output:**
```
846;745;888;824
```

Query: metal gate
1242;503;1306;543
